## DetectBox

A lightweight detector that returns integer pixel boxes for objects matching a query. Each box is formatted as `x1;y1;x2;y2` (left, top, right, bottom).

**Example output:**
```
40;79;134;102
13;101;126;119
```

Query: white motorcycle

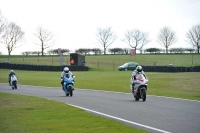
130;73;148;101
10;75;18;89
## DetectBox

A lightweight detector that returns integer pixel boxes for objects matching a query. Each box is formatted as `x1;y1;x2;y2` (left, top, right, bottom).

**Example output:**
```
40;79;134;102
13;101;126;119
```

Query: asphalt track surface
0;83;200;133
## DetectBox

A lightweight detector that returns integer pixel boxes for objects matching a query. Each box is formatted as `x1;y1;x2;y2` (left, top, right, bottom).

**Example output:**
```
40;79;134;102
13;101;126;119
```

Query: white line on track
66;103;172;133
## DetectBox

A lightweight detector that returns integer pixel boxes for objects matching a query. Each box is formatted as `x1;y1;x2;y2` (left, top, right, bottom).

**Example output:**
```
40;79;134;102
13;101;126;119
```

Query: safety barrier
0;63;199;72
142;65;200;72
0;63;89;71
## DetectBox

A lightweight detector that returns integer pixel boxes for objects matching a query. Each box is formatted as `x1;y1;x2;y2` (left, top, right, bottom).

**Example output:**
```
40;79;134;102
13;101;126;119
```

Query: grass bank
0;93;147;133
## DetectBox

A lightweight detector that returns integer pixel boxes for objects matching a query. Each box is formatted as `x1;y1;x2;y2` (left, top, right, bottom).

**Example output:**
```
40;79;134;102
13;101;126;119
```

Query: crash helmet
10;70;14;73
63;67;69;73
136;66;143;72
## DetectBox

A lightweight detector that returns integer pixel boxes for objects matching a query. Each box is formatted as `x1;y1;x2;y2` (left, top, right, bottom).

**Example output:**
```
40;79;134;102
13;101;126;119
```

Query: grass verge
0;93;147;133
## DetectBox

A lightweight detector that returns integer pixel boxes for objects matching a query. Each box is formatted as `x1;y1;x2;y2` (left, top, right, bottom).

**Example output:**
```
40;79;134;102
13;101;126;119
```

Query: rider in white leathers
8;70;17;85
131;66;147;90
61;67;74;89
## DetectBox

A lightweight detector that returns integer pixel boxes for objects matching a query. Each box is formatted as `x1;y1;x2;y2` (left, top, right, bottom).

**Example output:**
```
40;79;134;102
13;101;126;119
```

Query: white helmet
136;66;143;72
10;70;14;73
64;67;69;73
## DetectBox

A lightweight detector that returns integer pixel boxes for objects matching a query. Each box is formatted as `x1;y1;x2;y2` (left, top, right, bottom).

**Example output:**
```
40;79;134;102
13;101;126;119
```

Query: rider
131;66;147;90
8;70;17;85
61;67;74;90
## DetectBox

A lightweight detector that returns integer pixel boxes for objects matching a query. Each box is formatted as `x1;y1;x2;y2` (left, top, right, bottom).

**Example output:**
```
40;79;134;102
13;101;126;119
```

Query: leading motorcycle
130;73;148;101
63;74;75;97
10;74;18;89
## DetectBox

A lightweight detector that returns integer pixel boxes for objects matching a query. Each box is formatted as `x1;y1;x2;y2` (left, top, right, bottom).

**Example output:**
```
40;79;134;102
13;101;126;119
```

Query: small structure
70;53;85;66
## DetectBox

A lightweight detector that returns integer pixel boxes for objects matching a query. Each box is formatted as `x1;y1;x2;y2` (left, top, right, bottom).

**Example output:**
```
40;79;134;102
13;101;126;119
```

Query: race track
0;83;200;133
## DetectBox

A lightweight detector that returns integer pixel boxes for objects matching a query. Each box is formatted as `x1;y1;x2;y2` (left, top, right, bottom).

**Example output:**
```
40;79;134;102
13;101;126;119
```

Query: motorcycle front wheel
65;84;69;96
141;88;146;101
135;97;139;101
14;84;17;89
133;92;140;101
68;86;73;97
12;81;17;89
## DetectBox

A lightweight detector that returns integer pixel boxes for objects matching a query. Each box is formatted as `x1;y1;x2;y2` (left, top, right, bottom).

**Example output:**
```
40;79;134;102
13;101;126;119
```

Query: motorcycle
130;73;148;101
10;74;18;89
63;74;75;97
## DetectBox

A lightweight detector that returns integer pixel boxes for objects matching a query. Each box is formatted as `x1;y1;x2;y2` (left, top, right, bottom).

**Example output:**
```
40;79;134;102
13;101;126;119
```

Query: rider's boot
132;83;135;93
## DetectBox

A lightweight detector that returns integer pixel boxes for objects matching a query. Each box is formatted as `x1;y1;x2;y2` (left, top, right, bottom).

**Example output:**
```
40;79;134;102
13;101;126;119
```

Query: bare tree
96;27;117;54
186;24;200;54
1;22;24;56
138;32;151;54
0;10;7;46
0;10;7;34
157;26;177;53
34;26;55;56
123;30;132;47
122;29;150;54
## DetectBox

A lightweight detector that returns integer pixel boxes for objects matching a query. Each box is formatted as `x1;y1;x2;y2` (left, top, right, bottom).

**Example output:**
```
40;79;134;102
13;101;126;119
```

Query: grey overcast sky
0;0;200;54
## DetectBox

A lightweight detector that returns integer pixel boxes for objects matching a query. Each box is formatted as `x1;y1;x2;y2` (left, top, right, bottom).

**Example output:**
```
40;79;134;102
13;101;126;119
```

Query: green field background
1;54;200;71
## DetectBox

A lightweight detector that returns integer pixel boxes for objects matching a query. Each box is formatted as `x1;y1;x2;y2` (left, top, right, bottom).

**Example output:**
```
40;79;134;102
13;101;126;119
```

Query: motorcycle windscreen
11;75;17;81
64;77;73;83
136;74;145;81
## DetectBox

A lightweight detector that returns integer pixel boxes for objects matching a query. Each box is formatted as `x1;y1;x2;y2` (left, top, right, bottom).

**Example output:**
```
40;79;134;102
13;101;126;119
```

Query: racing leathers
131;69;146;91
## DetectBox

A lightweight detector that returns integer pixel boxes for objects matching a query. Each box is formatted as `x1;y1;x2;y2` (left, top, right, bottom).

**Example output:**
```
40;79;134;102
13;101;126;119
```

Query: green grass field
1;54;200;71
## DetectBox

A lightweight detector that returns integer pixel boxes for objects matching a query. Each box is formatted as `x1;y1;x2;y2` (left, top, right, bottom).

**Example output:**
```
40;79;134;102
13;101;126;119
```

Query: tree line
75;47;196;55
0;9;200;56
20;47;195;56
